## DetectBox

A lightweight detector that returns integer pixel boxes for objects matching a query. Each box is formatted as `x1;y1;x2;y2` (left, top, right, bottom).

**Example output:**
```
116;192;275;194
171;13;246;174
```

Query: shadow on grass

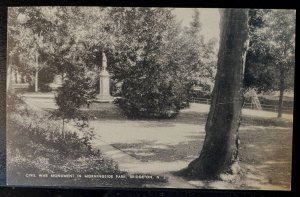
171;126;292;190
111;137;204;163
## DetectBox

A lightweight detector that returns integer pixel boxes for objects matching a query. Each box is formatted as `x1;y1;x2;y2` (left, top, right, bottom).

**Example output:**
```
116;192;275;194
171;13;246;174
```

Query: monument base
80;101;125;119
94;94;114;103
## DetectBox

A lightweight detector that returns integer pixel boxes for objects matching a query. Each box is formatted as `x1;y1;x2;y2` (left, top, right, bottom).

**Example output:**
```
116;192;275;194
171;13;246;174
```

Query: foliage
8;7;218;119
38;66;57;92
162;9;217;104
6;102;167;186
52;65;97;136
7;104;120;177
245;9;295;93
107;8;217;118
103;8;179;118
6;90;26;114
117;82;180;119
245;9;295;117
7;7;55;82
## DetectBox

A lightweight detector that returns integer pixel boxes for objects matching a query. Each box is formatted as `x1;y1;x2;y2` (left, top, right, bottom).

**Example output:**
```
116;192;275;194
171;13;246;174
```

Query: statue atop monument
102;51;107;70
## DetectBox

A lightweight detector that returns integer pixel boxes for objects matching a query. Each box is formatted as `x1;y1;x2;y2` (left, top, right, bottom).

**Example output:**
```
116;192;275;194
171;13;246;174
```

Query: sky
173;8;220;43
13;7;221;47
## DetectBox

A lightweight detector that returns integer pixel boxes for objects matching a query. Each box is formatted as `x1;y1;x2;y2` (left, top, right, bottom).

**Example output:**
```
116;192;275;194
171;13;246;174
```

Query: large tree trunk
277;73;285;118
177;9;249;180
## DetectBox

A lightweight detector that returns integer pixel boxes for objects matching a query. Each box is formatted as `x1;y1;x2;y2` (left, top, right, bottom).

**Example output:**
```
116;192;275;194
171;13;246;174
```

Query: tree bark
177;9;249;180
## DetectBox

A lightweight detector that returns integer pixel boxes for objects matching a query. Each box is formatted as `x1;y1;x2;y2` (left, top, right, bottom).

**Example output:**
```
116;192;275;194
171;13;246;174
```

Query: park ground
21;92;292;190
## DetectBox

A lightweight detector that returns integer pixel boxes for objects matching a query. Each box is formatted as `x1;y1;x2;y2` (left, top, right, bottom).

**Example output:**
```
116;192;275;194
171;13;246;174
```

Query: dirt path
91;135;197;188
22;92;293;120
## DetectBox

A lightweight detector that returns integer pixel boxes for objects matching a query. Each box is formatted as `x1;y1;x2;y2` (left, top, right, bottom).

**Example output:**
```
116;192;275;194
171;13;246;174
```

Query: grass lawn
98;107;293;190
23;95;293;189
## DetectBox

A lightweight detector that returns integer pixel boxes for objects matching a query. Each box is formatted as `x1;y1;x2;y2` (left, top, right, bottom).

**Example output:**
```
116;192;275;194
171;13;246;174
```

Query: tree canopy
245;9;295;92
245;9;295;117
8;7;218;118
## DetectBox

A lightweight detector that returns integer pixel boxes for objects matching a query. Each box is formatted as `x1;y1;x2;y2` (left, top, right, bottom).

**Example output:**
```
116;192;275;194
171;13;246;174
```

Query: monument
84;52;122;118
95;52;114;103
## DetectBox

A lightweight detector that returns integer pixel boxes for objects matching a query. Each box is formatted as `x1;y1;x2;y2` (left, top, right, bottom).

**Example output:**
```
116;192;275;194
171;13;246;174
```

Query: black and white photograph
6;7;295;190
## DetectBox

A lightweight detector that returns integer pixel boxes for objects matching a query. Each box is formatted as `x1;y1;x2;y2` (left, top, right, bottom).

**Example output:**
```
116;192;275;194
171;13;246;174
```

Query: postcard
5;7;295;190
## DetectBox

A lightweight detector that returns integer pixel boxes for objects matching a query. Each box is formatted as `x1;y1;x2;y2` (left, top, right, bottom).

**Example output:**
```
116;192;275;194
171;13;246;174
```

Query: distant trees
8;7;56;92
245;9;295;118
8;7;295;120
166;9;217;105
8;7;218;119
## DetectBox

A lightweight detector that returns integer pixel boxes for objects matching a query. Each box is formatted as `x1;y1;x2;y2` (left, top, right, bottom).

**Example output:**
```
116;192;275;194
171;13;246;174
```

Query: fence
190;97;293;114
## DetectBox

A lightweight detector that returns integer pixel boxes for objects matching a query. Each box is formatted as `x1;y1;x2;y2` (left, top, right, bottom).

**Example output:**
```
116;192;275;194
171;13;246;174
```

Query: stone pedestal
94;52;114;103
95;69;114;102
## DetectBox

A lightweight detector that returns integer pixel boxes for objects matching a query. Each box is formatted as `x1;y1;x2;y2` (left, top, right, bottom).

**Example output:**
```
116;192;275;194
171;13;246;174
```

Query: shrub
6;104;120;179
6;103;168;187
38;67;56;92
6;90;26;113
117;76;181;119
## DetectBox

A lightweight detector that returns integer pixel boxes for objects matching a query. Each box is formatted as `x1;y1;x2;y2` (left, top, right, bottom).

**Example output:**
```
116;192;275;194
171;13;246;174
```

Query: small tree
52;64;96;139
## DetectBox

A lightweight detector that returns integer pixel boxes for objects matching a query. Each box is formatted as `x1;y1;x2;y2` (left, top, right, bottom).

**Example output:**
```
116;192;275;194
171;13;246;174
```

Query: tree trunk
277;74;285;118
14;70;18;83
62;119;65;139
34;69;39;92
34;47;39;92
177;9;249;180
